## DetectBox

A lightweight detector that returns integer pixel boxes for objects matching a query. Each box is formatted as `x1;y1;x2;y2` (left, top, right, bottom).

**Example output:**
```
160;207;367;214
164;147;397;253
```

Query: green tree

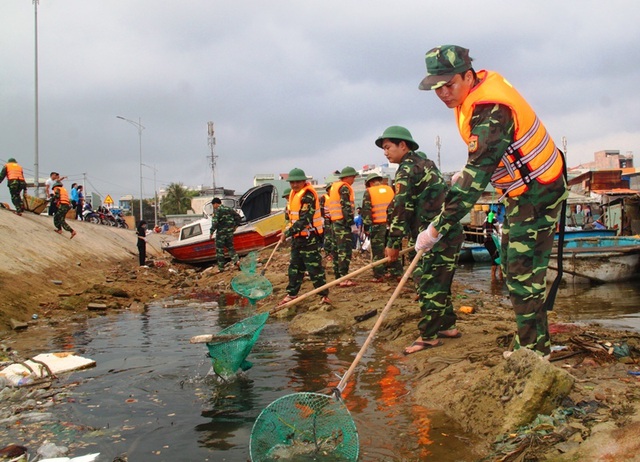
160;182;196;215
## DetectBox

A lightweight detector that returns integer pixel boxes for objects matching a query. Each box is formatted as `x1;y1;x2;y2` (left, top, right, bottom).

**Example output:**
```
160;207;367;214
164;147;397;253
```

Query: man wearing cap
361;173;401;281
376;126;464;354
278;168;329;305
209;197;243;272
416;45;567;358
327;166;357;286
0;158;28;215
52;181;77;238
319;183;334;260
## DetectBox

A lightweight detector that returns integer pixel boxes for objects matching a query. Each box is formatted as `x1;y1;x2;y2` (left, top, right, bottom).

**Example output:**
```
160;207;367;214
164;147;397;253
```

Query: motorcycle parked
82;204;101;224
113;210;128;229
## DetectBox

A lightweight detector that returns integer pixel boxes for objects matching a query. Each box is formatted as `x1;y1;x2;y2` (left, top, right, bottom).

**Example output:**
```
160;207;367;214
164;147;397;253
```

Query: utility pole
435;135;442;171
207;121;217;195
33;0;40;196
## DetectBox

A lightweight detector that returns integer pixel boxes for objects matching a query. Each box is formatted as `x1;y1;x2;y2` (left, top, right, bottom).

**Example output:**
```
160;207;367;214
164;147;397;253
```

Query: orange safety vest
5;162;25;181
328;181;354;222
368;184;394;224
320;193;331;219
288;184;324;237
455;70;563;199
54;186;70;206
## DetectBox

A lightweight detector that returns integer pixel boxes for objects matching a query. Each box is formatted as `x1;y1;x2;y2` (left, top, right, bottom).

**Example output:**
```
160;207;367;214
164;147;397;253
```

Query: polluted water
13;292;482;461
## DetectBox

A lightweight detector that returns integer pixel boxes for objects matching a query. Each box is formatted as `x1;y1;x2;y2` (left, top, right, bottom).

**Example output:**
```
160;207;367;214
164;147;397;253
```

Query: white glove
415;223;442;251
451;170;463;184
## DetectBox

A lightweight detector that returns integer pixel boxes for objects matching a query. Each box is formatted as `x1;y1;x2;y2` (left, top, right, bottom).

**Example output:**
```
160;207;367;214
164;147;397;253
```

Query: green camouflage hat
375;126;419;151
418;45;473;91
338;166;358;179
365;172;383;186
287;168;307;182
282;188;291;198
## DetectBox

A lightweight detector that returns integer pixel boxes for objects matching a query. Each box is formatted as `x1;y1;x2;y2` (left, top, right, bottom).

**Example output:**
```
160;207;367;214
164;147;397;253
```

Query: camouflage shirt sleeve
387;155;414;249
340;185;354;225
361;190;372;229
209;209;220;235
0;166;6;183
285;190;316;237
432;104;514;234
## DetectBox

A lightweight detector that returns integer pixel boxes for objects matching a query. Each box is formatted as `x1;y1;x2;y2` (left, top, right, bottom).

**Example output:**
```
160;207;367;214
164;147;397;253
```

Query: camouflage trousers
216;231;238;270
287;236;328;297
8;180;26;213
331;222;353;278
54;204;74;232
370;224;402;278
416;224;464;340
502;178;567;356
322;219;335;256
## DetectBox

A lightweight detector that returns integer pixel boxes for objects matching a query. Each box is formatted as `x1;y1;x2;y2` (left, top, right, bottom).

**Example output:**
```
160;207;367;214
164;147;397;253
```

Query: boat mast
207;121;217;195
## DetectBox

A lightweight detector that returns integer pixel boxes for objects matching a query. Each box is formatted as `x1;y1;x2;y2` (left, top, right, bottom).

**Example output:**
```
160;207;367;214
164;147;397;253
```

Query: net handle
335;249;425;393
268;247;414;315
261;238;283;276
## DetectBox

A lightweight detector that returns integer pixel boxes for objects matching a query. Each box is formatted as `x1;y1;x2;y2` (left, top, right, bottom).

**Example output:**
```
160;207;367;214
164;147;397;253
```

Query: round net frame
250;392;359;461
205;311;269;379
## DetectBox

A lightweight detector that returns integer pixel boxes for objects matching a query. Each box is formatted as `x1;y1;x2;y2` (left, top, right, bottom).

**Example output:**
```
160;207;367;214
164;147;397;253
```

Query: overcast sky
2;0;639;206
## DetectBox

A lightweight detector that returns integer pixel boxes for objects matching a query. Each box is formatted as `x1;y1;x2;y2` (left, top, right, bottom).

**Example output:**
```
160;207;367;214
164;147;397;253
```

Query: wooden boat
162;184;285;264
547;236;640;284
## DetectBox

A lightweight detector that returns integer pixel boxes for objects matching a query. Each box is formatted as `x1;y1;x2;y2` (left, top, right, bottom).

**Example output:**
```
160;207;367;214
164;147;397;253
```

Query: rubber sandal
338;280;357;287
402;339;442;356
437;331;462;339
320;296;331;304
278;295;297;306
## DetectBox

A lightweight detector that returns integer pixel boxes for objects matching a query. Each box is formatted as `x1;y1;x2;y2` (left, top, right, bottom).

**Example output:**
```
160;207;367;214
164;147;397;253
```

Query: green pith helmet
375;126;419;151
287;168;307;182
7;158;17;163
365;172;383;186
338;166;357;178
282;188;291;198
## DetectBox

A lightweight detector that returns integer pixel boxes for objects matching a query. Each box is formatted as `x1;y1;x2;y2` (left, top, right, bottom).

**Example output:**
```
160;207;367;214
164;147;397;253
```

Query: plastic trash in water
628;371;640;376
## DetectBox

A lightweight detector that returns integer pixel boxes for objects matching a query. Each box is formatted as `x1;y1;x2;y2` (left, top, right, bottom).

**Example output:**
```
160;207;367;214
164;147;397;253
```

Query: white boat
547;236;640;284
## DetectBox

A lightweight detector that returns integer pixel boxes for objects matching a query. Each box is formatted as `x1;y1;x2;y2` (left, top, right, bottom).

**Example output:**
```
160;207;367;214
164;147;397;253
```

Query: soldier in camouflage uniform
361;173;402;281
278;168;330;305
376;126;464;354
319;183;334;260
209;197;243;271
327;166;357;286
416;45;568;358
0;158;28;215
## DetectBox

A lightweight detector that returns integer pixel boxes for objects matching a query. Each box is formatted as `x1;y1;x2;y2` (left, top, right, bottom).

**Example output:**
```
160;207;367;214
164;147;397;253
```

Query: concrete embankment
0;209;170;329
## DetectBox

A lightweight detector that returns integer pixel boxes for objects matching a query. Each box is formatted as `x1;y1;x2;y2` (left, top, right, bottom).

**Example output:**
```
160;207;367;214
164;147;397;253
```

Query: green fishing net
205;311;269;380
250;392;359;461
231;251;273;305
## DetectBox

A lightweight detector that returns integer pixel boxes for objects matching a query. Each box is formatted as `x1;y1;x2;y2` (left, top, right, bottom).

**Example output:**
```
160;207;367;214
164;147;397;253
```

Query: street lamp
116;115;145;221
142;163;158;228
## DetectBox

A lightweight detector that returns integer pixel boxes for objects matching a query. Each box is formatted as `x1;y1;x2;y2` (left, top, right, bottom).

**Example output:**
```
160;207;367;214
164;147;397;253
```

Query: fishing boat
162;184;285;264
547;236;640;284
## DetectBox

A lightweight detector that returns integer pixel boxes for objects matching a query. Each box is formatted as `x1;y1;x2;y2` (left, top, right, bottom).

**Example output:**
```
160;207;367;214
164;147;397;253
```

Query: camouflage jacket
387;151;448;249
431;104;566;236
210;205;242;236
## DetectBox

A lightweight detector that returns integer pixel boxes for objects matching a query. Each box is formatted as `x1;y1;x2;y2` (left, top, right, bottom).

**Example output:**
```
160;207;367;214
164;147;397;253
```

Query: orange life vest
54;186;70;206
5;162;25;181
455;70;564;199
320;193;331;219
368;184;394;224
328;181;354;222
288;184;324;237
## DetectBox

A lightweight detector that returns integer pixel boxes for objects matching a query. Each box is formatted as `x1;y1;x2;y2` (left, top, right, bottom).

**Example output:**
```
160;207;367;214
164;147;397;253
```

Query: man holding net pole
278;168;331;306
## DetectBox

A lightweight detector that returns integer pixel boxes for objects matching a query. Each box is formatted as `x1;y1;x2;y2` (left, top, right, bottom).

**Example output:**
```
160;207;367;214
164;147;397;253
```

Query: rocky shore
1;209;639;461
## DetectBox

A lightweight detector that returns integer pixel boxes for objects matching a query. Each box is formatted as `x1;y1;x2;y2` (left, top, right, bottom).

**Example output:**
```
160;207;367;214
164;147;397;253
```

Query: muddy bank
1;208;640;461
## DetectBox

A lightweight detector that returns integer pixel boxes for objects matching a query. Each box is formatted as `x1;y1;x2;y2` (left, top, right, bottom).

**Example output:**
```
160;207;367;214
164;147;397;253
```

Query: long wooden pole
336;249;425;393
